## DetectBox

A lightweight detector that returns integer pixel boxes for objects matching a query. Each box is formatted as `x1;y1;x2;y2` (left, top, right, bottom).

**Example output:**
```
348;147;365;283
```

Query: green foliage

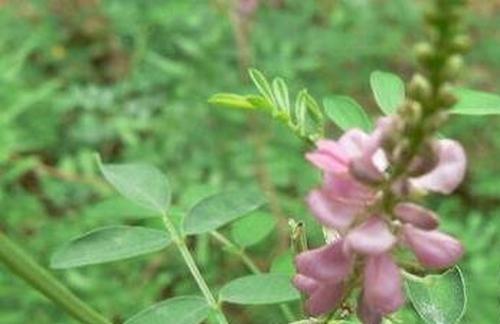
452;88;500;115
370;70;406;115
404;267;466;324
99;161;171;214
184;190;266;235
50;226;171;269
0;0;499;323
323;96;373;131
230;211;276;247
124;296;210;324
219;274;300;305
210;69;325;142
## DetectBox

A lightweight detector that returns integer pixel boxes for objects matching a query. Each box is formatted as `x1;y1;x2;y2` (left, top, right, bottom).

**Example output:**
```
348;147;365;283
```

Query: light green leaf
51;226;171;269
404;266;467;324
452;88;500;115
272;77;290;113
208;93;255;110
323;96;373;131
370;70;405;115
184;189;266;235
99;161;171;213
125;296;210;324
219;274;300;305
230;211;276;247
248;69;275;105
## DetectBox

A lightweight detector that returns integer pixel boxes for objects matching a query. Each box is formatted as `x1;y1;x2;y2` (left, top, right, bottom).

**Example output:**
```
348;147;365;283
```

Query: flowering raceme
293;117;466;322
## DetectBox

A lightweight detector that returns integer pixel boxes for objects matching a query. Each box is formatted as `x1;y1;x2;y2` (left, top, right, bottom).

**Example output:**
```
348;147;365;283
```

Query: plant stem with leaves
161;214;229;324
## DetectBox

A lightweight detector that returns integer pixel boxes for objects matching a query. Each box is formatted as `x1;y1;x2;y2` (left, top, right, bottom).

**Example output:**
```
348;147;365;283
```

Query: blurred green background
0;0;499;323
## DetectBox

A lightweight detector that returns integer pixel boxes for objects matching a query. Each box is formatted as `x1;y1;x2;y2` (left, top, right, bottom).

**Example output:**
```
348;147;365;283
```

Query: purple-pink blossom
294;117;466;322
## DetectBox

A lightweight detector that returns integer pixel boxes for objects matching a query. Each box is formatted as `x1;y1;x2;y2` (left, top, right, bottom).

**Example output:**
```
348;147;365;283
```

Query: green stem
0;232;110;324
161;214;229;324
210;231;296;322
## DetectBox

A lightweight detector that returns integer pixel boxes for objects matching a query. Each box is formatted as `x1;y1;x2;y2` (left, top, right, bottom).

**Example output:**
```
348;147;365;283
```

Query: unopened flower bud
391;139;410;164
414;42;435;65
408;74;432;102
450;34;471;53
437;83;458;108
441;55;464;80
424;111;449;133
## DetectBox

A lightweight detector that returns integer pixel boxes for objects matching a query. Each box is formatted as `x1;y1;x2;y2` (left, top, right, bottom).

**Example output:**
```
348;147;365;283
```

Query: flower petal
411;139;466;194
363;254;405;315
295;240;352;282
306;282;344;316
338;129;371;159
307;189;359;231
324;173;374;202
402;225;464;269
345;217;396;255
293;274;319;295
394;202;439;230
306;140;350;173
357;293;382;324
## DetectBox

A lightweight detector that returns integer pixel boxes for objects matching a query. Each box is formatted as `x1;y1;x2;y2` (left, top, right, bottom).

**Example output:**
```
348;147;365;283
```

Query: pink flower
394;202;439;230
295;116;466;322
344;217;396;255
402;224;464;269
293;240;352;316
410;139;466;194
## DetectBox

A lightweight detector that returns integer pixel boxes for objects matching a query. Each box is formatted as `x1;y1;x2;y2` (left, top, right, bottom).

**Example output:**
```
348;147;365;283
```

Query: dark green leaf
219;274;300;305
125;296;210;324
370;70;405;115
323;95;373;131
405;266;467;324
184;189;266;235
51;226;171;269
99;161;171;213
452;88;500;115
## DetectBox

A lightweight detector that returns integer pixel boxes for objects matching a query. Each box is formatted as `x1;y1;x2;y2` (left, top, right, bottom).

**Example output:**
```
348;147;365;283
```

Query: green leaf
270;251;295;276
51;226;171;269
125;296;210;324
404;266;467;324
452;88;500;115
248;69;275;105
99;160;171;213
219;274;300;305
323;95;373;131
230;211;276;247
370;70;405;115
184;189;266;235
272;77;290;114
208;93;255;110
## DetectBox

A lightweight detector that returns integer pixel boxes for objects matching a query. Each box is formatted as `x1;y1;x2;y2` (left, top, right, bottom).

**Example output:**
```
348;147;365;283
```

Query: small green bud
441;54;464;80
437;83;458;108
408;74;432;102
414;42;435;65
450;34;471;53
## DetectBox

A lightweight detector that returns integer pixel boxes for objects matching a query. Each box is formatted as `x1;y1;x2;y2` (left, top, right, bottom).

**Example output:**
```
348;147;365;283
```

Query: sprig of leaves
209;69;325;143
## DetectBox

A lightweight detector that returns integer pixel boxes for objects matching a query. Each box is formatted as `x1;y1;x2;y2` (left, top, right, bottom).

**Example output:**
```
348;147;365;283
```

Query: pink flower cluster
293;117;466;322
